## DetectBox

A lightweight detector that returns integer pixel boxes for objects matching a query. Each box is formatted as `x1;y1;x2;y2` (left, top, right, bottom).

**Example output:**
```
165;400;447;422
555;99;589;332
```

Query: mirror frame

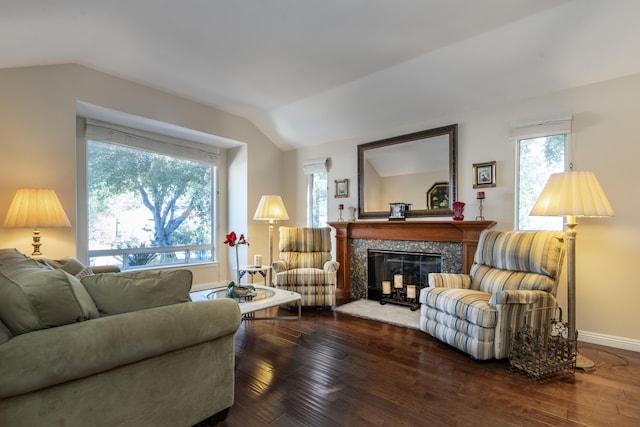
357;124;458;219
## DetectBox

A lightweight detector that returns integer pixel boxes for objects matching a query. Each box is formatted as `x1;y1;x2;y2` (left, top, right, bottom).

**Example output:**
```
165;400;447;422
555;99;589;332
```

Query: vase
452;201;465;221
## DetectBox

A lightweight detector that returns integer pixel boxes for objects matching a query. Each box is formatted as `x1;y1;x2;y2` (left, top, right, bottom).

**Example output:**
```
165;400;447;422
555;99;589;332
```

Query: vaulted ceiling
2;0;640;150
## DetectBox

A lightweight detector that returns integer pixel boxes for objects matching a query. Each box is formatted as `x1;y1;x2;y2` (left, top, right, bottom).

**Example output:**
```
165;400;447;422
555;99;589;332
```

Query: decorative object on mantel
452;201;465;221
337;203;345;222
3;188;72;256
530;168;614;371
348;206;357;222
335;179;349;198
389;202;411;221
379;276;419;311
473;161;496;188
476;191;486;220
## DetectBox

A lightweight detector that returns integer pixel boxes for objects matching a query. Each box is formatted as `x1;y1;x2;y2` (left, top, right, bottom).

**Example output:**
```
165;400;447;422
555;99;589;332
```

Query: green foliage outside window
87;140;214;267
517;134;565;231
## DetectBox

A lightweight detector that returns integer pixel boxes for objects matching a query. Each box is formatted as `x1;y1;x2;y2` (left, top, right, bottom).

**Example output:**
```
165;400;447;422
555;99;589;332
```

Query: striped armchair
419;230;565;360
272;227;339;308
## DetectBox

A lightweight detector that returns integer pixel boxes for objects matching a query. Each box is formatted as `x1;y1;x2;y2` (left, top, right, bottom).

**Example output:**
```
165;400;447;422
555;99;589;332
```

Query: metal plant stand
509;306;577;382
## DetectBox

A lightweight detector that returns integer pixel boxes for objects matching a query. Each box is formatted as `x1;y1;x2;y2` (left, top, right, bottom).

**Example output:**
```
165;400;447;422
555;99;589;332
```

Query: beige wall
293;73;640;350
2;63;637;350
0;64;286;286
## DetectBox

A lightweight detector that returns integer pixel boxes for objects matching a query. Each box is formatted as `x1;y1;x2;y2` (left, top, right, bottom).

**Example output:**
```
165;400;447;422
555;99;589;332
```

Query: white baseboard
579;330;640;353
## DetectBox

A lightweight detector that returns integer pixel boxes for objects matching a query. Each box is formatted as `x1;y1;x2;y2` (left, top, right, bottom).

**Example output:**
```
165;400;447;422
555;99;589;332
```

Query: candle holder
337;204;345;222
380;282;420;311
476;191;486;221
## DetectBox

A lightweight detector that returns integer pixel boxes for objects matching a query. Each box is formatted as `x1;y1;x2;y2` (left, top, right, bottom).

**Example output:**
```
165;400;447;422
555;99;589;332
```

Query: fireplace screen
367;250;442;301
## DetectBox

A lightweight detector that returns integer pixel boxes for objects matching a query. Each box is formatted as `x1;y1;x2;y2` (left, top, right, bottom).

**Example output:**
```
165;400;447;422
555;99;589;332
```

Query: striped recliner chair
272;227;339;308
419;230;565;360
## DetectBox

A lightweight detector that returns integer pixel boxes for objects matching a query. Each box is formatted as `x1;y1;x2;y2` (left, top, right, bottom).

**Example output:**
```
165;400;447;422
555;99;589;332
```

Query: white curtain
302;158;327;174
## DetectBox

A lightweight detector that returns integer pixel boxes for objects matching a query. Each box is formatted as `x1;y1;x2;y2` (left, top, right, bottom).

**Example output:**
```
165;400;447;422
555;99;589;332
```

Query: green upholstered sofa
0;249;241;427
419;230;565;360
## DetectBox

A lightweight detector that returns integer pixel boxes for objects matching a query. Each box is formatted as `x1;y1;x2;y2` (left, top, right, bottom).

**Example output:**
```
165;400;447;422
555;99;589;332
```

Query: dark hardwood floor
217;305;640;427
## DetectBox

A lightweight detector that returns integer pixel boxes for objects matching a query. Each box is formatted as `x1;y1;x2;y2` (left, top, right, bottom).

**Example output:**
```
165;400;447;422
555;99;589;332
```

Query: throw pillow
43;256;91;277
81;269;193;316
0;258;100;335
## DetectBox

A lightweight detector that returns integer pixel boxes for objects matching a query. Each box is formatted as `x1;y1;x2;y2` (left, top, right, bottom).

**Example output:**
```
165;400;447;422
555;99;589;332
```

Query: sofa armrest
272;260;289;273
0;299;241;399
323;261;340;272
428;273;471;288
489;289;557;307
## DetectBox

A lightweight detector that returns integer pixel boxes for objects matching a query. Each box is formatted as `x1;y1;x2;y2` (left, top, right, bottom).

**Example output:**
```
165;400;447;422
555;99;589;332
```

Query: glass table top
207;286;275;303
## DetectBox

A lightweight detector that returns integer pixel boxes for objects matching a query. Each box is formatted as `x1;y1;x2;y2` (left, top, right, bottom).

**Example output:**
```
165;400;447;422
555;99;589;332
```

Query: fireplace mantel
328;220;496;299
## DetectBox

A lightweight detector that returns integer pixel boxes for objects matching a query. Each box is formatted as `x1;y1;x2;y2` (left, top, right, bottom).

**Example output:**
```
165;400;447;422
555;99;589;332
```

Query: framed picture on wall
473;161;496;188
335;179;349;198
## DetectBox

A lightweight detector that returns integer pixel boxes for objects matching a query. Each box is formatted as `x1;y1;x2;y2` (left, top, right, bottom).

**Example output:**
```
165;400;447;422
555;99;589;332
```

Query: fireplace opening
367;250;442;301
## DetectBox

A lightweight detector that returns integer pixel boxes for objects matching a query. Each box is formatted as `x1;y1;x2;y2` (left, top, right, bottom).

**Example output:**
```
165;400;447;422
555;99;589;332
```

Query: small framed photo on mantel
473;161;496;188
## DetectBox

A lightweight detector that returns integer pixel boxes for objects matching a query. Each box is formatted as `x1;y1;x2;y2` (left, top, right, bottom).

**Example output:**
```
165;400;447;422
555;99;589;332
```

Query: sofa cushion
473;230;564;278
0;320;12;344
81;270;193;315
419;287;497;328
0;248;29;263
0;258;100;335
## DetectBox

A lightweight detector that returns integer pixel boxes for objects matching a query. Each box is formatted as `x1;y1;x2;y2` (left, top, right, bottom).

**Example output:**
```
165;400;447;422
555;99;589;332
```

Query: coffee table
190;285;302;337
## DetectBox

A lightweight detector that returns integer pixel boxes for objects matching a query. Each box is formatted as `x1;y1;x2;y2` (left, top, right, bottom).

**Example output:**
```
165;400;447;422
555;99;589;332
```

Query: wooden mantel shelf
327;220;496;299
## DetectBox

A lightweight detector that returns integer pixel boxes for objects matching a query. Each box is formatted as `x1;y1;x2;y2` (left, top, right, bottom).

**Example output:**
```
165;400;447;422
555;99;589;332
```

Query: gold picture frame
335;179;349;198
473;161;496;188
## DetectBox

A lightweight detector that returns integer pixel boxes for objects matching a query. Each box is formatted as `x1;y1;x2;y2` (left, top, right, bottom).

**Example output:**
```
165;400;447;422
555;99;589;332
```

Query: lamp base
576;352;596;371
31;228;43;256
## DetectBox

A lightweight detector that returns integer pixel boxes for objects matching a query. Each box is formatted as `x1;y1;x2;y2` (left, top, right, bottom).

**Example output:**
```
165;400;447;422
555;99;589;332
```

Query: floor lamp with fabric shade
3;188;72;256
530;170;614;370
253;195;289;286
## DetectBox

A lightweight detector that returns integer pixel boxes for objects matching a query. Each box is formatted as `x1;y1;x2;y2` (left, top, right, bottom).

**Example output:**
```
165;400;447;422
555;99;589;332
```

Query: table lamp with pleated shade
3;188;71;256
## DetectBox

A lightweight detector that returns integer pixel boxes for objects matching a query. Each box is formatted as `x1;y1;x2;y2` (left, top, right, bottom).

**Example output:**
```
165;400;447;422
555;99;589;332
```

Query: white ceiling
2;0;640;151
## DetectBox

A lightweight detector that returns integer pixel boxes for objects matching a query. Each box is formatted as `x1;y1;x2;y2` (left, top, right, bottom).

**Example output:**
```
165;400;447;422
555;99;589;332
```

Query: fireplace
367;250;441;301
328;221;496;299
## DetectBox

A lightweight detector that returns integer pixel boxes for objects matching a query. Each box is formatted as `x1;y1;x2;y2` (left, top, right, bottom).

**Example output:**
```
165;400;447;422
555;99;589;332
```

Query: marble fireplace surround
328;221;496;300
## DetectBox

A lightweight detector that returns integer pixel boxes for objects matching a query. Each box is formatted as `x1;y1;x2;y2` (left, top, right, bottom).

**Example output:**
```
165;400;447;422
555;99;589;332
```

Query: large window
82;119;218;269
516;133;567;231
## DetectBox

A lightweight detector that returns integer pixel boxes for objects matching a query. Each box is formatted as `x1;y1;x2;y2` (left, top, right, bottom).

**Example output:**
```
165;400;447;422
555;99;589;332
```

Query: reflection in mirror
358;124;457;218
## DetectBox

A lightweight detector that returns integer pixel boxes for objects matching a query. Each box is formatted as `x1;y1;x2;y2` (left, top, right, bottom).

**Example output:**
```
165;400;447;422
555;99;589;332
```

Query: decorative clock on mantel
388;202;411;221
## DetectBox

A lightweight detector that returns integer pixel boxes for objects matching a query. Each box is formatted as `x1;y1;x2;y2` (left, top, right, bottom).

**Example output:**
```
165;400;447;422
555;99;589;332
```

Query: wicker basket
509;305;577;382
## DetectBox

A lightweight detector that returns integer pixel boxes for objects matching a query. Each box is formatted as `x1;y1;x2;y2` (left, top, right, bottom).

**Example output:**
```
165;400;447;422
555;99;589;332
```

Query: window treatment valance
84;119;220;166
508;115;573;141
302;158;328;175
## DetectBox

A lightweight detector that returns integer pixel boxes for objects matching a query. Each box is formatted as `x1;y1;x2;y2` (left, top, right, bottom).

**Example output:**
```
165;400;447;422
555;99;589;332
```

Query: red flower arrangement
224;232;251;293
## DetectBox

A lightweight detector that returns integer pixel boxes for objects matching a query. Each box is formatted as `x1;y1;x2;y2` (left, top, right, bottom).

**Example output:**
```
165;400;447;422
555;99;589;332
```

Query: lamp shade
253;195;289;221
530;171;615;218
3;188;71;228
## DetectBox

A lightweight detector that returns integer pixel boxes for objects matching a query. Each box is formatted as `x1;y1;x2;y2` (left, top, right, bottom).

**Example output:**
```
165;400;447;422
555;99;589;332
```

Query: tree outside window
87;140;214;268
517;134;566;231
308;172;327;227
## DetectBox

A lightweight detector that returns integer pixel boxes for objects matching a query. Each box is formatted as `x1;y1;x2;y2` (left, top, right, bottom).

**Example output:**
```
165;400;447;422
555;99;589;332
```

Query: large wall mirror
358;124;458;219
